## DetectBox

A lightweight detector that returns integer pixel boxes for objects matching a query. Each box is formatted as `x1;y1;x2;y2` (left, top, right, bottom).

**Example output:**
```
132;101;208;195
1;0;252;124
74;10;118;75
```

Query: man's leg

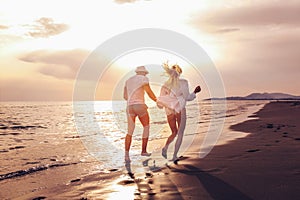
125;114;136;161
125;114;135;151
138;112;150;155
125;134;132;152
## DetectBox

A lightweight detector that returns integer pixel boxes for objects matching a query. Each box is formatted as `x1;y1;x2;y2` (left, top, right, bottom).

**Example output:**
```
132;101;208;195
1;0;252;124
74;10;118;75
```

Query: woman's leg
165;113;178;149
162;113;178;158
173;108;186;160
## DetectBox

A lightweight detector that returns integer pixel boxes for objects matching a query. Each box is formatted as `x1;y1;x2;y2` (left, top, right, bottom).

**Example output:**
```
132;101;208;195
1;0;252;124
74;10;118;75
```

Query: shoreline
76;100;299;199
183;100;300;199
1;101;299;199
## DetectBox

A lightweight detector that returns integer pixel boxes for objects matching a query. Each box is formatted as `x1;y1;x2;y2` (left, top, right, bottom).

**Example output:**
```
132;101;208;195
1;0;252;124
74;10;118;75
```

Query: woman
157;62;201;161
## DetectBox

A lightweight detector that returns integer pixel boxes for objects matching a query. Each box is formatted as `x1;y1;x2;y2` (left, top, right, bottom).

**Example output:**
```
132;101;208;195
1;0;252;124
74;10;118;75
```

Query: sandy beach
2;0;300;199
1;101;299;200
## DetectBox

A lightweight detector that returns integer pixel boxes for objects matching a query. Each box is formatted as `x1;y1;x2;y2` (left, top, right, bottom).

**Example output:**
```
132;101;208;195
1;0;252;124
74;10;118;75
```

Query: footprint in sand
9;145;25;150
32;197;46;200
118;179;135;185
246;149;260;153
0;149;9;153
70;178;81;183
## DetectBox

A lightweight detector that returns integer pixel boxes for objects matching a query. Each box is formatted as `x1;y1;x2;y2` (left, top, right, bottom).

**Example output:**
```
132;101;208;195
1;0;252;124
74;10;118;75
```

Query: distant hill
244;92;300;100
206;92;300;100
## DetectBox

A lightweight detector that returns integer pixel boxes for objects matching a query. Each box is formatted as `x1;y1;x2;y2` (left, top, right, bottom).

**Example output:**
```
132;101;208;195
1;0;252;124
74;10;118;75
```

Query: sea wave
0;162;79;181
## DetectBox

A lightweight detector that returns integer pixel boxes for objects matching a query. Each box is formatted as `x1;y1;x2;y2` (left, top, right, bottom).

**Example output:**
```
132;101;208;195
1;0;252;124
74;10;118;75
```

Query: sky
0;0;299;101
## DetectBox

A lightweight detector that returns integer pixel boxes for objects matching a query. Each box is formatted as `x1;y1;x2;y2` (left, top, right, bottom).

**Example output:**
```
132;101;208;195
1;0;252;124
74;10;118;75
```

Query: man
123;66;157;162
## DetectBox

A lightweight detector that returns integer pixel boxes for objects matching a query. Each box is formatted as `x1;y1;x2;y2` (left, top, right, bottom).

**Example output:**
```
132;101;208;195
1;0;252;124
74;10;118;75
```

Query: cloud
189;1;300;96
114;0;151;4
26;17;69;38
0;18;68;46
0;25;9;29
216;29;300;96
0;34;23;47
192;1;300;29
0;77;73;101
214;28;240;34
114;0;138;3
0;25;22;46
19;49;90;79
189;0;300;70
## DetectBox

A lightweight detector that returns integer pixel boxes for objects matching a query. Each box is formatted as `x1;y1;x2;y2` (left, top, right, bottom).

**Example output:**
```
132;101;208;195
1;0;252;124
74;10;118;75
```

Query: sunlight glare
106;176;136;200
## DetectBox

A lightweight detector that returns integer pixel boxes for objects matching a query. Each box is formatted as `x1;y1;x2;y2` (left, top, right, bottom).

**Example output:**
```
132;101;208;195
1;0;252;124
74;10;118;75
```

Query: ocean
0;100;267;182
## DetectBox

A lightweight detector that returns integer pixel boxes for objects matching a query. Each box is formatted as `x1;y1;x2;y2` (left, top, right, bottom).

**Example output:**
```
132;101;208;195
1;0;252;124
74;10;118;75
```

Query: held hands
194;86;201;94
157;101;164;109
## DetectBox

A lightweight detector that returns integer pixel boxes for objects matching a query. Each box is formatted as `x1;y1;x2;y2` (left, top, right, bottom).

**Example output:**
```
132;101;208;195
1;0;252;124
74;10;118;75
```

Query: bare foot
171;157;179;161
141;152;151;156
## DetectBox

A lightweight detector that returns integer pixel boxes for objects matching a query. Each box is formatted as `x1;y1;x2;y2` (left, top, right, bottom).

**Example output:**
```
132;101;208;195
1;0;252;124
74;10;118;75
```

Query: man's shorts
127;104;148;118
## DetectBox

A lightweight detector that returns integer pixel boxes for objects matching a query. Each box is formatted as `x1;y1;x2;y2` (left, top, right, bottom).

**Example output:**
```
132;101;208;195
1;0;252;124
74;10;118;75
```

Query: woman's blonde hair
162;62;182;90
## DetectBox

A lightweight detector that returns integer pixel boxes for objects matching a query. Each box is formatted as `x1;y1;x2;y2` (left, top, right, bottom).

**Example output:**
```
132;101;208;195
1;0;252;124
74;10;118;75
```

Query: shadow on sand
124;159;184;199
166;163;253;200
123;158;252;200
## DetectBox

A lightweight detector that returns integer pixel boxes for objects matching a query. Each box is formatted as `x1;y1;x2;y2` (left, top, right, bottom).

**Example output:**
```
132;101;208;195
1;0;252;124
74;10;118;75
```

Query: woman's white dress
157;79;196;115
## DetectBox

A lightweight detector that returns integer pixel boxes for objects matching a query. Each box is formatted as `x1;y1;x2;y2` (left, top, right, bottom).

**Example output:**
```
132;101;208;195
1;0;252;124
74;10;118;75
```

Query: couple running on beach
123;63;201;162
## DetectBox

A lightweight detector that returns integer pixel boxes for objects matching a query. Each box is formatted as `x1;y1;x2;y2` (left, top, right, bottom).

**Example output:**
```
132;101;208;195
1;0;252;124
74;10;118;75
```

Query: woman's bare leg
162;113;178;158
165;114;178;148
173;108;186;160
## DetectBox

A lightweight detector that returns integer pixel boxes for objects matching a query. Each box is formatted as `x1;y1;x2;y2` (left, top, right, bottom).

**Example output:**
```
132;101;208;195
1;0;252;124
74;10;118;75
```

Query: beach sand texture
1;101;299;199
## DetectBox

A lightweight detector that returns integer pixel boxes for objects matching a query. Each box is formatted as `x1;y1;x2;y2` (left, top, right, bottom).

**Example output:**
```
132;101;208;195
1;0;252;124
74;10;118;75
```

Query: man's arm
144;84;157;102
123;86;128;100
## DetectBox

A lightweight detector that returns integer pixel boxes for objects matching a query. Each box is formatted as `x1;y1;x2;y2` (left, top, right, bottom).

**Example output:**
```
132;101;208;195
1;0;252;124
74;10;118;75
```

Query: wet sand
1;101;300;199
